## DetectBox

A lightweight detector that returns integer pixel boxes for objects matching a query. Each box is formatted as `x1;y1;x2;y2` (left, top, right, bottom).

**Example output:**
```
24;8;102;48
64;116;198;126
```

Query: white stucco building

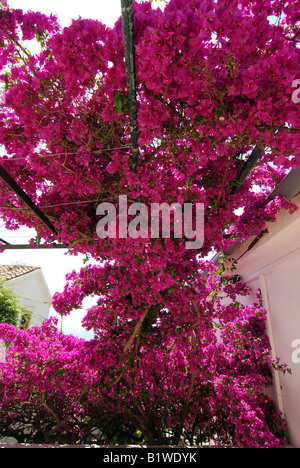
213;165;300;447
0;264;52;329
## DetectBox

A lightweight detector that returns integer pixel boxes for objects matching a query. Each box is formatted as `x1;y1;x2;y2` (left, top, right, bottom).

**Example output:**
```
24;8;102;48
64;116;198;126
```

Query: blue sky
0;0;133;338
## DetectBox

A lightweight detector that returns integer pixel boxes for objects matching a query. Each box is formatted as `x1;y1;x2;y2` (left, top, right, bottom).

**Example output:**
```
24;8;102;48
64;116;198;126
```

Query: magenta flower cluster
0;298;289;446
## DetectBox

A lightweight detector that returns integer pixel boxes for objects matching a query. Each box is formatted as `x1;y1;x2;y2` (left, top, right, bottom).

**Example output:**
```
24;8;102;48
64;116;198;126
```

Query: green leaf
114;91;126;115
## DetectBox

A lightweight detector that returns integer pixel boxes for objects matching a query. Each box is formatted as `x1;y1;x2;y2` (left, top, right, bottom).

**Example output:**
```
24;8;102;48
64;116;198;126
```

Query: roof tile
0;265;40;281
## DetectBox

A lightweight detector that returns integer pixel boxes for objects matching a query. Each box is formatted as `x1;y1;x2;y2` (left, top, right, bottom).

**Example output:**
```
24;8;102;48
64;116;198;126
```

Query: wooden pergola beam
0;164;59;237
0;243;66;250
121;0;139;172
231;145;264;195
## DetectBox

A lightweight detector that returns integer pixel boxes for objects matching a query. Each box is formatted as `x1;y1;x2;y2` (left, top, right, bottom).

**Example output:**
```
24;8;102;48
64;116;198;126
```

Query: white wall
7;269;52;328
230;193;300;447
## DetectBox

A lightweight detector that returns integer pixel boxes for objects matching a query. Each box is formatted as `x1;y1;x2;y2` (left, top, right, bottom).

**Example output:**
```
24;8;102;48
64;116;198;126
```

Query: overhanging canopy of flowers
0;0;299;447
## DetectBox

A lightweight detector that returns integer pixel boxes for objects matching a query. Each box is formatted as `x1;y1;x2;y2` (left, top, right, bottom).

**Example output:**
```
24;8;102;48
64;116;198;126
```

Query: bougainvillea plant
0;0;299;447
